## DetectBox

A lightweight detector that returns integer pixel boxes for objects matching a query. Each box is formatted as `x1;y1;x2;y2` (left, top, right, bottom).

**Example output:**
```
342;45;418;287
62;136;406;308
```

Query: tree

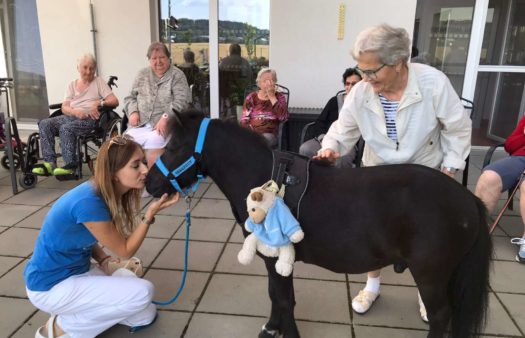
244;23;256;60
183;29;194;47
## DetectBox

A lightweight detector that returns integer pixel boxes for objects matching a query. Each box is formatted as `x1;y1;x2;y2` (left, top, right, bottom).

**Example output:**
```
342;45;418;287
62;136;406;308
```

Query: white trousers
124;123;170;150
27;266;156;338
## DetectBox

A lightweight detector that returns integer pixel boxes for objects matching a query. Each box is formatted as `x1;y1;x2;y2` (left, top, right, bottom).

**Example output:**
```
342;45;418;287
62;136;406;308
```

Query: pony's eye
251;208;256;212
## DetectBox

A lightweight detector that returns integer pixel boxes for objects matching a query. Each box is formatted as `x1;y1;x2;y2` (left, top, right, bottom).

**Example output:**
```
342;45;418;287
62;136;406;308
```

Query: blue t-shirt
24;181;112;291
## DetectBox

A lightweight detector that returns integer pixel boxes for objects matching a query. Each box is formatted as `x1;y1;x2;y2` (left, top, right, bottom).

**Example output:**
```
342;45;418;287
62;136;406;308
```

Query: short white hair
256;67;277;85
77;53;97;67
352;24;411;65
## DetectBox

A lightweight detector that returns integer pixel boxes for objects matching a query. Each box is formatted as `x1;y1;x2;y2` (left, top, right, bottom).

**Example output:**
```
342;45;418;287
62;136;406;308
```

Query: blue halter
154;117;210;197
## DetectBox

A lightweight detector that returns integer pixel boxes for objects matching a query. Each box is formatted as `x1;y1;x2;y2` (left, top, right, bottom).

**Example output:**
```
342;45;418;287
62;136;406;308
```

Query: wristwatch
141;215;155;225
444;167;457;174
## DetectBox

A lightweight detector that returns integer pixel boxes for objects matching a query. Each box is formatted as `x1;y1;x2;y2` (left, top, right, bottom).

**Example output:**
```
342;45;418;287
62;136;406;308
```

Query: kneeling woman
24;136;179;337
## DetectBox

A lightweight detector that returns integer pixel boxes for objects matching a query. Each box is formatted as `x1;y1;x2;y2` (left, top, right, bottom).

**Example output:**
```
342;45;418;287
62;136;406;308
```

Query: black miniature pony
146;112;492;338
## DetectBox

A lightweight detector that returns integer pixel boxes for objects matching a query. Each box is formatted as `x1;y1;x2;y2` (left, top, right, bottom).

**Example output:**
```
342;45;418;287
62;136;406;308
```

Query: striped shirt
379;94;399;141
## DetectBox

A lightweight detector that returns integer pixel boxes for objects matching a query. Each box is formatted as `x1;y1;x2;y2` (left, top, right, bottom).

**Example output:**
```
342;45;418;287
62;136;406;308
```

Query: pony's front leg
275;245;295;277
238;233;258;265
259;257;300;338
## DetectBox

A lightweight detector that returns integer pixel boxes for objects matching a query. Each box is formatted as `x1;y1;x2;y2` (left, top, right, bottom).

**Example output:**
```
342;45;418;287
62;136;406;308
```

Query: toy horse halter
154;117;210;197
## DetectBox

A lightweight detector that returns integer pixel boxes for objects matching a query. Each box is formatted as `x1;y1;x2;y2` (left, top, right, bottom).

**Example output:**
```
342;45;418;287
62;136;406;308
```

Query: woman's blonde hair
93;136;142;236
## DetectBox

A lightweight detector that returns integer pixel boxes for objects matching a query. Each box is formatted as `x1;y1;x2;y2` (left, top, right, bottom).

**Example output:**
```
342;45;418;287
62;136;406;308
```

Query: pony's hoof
289;230;304;243
258;324;279;338
237;250;254;265
275;261;293;276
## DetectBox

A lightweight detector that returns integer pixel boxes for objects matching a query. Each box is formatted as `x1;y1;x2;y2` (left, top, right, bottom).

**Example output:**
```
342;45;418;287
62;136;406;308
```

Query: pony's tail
449;197;493;338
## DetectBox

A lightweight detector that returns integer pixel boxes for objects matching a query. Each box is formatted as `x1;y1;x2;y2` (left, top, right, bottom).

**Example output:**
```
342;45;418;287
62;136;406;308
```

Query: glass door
159;0;211;116
474;0;525;142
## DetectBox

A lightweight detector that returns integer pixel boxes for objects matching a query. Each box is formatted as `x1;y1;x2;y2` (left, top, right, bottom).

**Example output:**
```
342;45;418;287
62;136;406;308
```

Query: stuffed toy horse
237;180;304;276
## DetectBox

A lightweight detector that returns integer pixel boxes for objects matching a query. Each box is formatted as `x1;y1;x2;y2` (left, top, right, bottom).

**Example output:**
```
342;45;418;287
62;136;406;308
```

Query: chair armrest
49;103;62;110
482;143;505;168
300;122;317;145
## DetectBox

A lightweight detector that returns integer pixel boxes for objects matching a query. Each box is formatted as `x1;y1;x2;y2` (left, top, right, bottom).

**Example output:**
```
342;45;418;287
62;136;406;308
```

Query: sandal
107;257;144;277
32;162;55;176
352;289;380;314
35;315;70;338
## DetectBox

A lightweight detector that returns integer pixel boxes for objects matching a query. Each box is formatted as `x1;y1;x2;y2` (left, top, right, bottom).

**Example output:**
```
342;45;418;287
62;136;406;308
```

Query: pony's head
145;110;207;197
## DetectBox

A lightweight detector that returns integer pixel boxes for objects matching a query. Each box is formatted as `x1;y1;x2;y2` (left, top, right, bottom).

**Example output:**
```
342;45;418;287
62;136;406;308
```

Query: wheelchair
16;76;123;189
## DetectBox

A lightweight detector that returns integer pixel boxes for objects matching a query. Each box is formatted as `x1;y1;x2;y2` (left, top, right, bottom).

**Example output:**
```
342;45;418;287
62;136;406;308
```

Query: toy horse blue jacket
245;197;301;247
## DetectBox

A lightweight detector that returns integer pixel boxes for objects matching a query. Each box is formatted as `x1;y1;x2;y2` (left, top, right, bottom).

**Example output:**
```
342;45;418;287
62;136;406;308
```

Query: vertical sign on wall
338;4;345;40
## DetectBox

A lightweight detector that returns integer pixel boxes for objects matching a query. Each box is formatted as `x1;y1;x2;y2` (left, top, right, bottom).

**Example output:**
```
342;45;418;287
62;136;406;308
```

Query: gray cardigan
124;65;191;126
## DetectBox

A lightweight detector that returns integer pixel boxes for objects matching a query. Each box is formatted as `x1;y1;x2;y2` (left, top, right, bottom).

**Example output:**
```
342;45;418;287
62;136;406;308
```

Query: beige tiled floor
1;149;524;337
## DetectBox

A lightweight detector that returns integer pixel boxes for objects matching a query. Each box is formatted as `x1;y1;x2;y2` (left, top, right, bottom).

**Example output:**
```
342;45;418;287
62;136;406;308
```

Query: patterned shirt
379;93;399;141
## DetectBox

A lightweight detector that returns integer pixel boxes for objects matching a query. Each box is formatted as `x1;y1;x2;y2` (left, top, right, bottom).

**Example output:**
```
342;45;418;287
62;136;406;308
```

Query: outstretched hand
312;149;340;165
144;193;180;220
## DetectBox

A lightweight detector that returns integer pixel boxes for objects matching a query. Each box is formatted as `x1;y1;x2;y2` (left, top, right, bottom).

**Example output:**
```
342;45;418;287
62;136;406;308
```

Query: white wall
270;0;417;109
36;0;156;112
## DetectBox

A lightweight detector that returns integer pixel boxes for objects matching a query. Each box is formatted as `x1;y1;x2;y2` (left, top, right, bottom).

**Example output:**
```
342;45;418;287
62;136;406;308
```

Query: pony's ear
171;109;183;126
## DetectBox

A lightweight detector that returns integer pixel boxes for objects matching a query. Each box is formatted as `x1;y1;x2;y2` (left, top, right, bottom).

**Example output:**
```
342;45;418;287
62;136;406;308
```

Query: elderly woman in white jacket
315;24;471;322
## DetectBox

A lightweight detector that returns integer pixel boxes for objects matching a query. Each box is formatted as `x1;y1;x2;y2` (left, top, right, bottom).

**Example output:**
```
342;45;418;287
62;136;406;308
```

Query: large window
0;0;48;122
158;0;269;119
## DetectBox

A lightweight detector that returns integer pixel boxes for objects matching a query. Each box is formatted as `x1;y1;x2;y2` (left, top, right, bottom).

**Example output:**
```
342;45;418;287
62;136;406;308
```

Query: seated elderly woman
32;53;118;176
240;68;289;147
475;114;525;263
123;42;191;168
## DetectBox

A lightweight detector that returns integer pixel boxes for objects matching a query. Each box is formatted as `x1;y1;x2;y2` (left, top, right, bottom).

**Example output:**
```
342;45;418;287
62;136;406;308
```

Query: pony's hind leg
259;257;300;338
418;283;451;338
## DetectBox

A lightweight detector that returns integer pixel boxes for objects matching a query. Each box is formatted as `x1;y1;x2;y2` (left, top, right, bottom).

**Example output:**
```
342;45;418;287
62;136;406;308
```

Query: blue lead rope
152;197;192;306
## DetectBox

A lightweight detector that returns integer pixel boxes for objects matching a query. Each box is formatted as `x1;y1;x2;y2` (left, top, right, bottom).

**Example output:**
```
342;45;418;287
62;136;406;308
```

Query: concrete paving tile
0;260;28;297
10;310;47;338
0;256;23;276
490;260;525;293
173;217;235;242
3;187;65;206
0;184;15;202
229;223;245;243
294;278;350;323
99;310;191;338
14;206;51;229
185;312;266;338
134;237;169;268
157;198;195;216
295;320;352;338
498;215;524;237
293;261;346;281
0;297;37;337
190;199;235;219
354;325;427;337
349;283;427;330
0;227;39;256
215;243;267;275
146;214;184;239
201;183;227;199
153;240;223;271
144;269;210;311
497;293;525;335
492;235;519;261
197;274;270;316
483;293;522;336
0;204;40;226
36;176;88;189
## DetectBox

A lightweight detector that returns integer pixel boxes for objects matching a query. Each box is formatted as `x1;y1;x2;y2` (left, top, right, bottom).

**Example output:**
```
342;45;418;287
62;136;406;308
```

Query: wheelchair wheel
103;118;122;142
1;153;20;170
19;173;38;189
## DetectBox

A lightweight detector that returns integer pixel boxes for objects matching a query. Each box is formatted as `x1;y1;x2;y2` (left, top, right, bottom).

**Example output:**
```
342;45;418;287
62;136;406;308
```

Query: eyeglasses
108;135;132;147
355;64;387;79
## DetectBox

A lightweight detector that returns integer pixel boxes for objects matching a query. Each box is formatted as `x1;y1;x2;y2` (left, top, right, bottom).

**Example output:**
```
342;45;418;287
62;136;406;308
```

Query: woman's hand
154;115;169;137
144;193;180;221
312;149;340;165
98;256;118;275
129;112;140;127
87;101;101;120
